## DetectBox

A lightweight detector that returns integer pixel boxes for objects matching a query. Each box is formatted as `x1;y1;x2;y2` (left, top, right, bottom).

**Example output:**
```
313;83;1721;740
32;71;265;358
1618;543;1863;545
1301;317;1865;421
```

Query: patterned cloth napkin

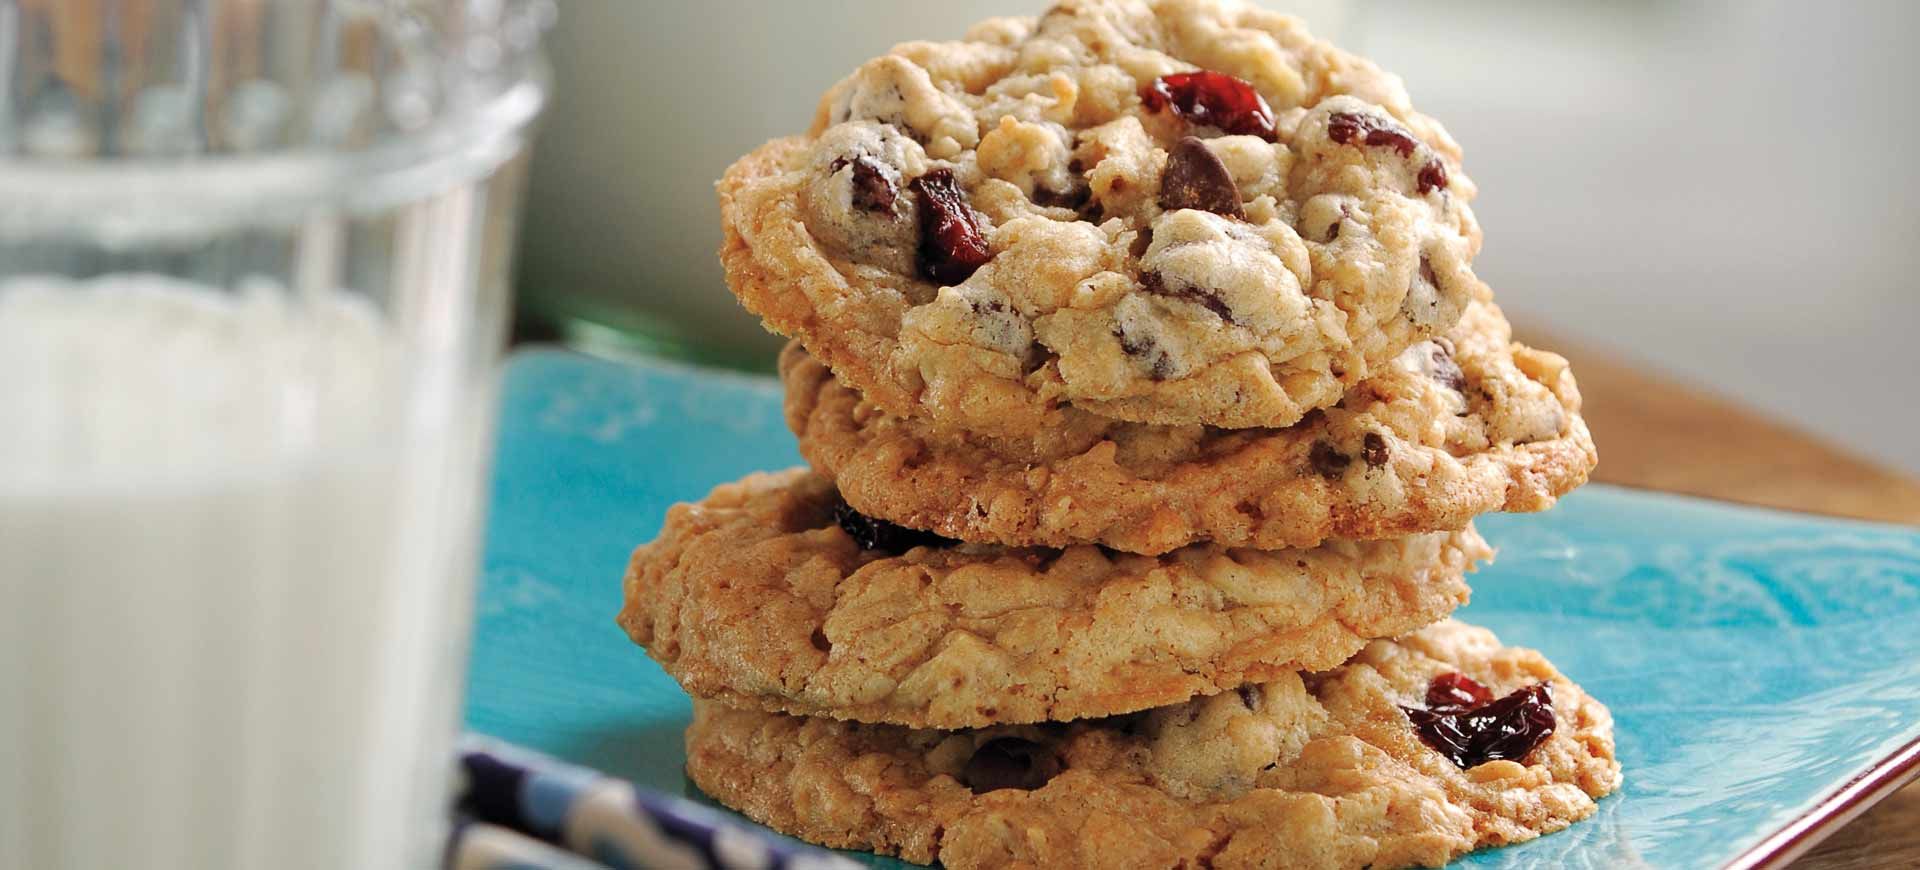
448;736;860;870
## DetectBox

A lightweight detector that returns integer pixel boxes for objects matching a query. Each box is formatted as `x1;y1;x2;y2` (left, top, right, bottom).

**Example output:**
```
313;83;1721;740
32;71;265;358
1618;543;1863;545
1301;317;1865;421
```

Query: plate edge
1724;734;1920;870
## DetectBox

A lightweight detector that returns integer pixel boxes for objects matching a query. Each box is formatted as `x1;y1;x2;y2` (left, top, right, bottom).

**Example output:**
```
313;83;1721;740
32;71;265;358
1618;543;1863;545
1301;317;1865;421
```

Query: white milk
0;275;488;870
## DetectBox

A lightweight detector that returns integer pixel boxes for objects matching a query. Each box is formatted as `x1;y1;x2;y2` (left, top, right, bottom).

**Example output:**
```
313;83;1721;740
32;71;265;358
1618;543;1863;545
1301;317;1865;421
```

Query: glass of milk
0;3;551;869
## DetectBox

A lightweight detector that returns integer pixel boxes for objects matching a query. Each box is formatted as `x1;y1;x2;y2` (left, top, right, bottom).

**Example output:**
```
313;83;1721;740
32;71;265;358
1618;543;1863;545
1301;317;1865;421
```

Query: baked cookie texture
685;620;1621;870
720;0;1486;438
786;299;1594;555
619;469;1488;729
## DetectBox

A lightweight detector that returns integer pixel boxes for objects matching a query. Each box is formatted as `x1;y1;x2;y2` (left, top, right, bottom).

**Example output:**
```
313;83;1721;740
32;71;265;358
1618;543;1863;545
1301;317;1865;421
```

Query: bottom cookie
685;620;1621;870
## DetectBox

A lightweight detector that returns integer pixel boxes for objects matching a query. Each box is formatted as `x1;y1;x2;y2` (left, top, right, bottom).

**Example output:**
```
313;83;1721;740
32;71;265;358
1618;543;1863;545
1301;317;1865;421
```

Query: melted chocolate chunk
830;154;899;213
1034;167;1093;212
1159;136;1244;219
1309;442;1351;479
1403;676;1556;769
961;738;1063;794
1361;432;1390;468
1139;270;1235;324
1428;339;1468;393
832;501;955;554
1323;204;1353;242
1112;324;1176;380
1327;111;1420;158
1140;71;1278;141
1237;684;1264;709
911;168;992;285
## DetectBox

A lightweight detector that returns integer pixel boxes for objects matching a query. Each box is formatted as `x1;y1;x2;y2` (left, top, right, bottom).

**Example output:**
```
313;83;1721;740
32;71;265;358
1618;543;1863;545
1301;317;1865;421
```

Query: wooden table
1542;336;1920;869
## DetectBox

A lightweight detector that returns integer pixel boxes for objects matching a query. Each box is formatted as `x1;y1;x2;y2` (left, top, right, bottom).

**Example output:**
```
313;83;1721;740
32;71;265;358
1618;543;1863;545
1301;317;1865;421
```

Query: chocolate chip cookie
685;619;1621;869
720;0;1485;438
619;469;1489;728
786;299;1594;555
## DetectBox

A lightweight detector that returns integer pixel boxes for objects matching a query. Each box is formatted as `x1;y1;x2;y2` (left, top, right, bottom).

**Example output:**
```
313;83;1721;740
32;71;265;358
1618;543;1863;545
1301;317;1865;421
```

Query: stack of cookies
618;1;1622;867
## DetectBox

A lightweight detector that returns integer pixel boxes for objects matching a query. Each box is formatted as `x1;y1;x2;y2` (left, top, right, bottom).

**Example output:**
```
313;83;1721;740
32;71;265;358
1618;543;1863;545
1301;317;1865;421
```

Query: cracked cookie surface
618;469;1487;728
685;619;1621;870
720;0;1484;438
786;300;1595;555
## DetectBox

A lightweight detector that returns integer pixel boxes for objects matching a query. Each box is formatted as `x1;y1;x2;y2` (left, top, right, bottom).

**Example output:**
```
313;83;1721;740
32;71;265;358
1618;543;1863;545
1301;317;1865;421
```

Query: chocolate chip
1237;684;1263;709
960;738;1062;793
1324;204;1352;242
1401;254;1450;328
1327;111;1419;159
1139;270;1234;324
1112;324;1176;380
830;155;899;213
1034;164;1093;213
911;168;992;285
1034;185;1092;211
1158;136;1244;219
1429;339;1467;392
809;627;832;653
1417;158;1449;195
1309;442;1351;479
1128;226;1154;259
1362;432;1390;468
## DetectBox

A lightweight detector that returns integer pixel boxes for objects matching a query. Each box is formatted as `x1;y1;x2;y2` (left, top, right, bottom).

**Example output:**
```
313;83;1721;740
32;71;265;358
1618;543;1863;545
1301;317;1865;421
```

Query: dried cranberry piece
1403;677;1556;769
1141;71;1277;141
1326;111;1419;158
1417;158;1449;195
1424;672;1492;711
911;168;992;285
1159;136;1244;218
832;501;955;554
961;737;1063;793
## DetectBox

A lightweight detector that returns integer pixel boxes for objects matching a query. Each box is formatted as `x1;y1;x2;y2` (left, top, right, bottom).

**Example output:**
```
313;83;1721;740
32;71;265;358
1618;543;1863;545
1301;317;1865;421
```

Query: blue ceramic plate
466;350;1920;869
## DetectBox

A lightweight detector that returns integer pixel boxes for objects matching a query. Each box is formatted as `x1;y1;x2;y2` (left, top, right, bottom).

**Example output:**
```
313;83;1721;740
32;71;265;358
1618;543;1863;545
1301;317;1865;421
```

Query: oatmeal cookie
787;300;1593;555
618;469;1487;729
685;619;1621;870
720;0;1484;438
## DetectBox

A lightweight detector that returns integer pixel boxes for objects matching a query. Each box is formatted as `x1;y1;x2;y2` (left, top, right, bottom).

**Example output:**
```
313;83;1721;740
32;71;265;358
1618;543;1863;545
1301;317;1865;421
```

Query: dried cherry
1141;71;1277;141
833;501;955;554
1403;674;1556;769
911;168;992;284
1326;111;1419;158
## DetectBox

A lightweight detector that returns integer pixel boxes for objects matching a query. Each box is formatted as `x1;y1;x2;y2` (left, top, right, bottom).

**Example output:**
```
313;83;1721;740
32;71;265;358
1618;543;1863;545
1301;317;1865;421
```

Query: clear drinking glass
0;2;550;868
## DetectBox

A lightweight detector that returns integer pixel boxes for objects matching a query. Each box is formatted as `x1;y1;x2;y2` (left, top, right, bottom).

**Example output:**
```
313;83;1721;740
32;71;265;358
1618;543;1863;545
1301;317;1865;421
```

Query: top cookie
720;0;1484;438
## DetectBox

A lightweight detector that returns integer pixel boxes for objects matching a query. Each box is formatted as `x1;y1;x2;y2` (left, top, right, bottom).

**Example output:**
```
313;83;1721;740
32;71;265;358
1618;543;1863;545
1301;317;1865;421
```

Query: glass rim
0;62;550;241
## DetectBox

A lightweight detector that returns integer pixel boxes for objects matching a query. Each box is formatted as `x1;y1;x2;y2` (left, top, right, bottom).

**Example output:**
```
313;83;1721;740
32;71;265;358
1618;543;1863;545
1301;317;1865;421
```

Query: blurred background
514;0;1920;475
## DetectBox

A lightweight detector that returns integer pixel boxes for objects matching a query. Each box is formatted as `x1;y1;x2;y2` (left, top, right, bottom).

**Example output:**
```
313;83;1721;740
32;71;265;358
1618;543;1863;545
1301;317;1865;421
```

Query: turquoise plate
466;350;1920;869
